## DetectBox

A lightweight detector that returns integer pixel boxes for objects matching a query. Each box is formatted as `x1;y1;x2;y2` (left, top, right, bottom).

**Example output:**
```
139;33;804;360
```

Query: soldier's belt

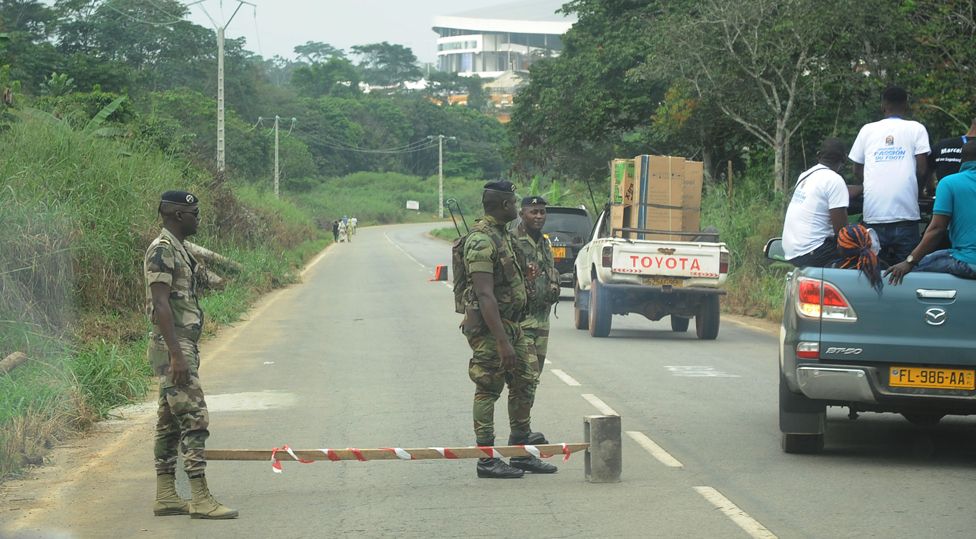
152;325;202;342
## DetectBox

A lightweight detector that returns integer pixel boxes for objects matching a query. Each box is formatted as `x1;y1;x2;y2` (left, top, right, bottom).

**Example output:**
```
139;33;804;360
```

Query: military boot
188;475;239;519
509;432;558;474
475;440;524;479
153;473;189;516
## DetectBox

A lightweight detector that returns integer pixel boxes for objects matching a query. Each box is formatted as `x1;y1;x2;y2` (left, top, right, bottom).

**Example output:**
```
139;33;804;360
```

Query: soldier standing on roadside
461;181;557;479
515;196;560;406
145;190;237;519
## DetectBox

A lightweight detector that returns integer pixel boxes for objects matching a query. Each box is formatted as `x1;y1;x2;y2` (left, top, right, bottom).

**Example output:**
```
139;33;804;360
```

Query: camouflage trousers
521;321;550;405
466;319;538;443
152;341;210;477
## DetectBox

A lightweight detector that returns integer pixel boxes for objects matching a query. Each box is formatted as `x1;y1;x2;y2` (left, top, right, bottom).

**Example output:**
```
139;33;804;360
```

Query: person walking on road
337;220;348;243
144;190;237;520
460;180;555;479
332;220;339;243
848;86;931;265
350;216;358;236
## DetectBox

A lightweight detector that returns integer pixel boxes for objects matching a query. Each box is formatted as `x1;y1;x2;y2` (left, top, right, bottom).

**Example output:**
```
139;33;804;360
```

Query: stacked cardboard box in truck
609;155;702;241
609;159;635;234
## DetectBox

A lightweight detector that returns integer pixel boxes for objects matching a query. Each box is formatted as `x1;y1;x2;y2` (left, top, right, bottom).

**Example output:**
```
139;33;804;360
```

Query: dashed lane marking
550;369;581;386
626;431;683;468
665;366;740;378
581;394;618;416
694;486;778;539
384;233;427;269
544;359;552;365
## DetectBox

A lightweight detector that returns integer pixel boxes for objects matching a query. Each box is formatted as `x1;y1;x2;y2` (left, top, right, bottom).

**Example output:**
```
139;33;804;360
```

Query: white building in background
432;0;576;78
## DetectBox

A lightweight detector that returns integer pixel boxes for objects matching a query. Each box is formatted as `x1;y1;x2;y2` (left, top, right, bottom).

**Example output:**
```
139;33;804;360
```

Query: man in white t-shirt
848;86;930;265
783;138;860;267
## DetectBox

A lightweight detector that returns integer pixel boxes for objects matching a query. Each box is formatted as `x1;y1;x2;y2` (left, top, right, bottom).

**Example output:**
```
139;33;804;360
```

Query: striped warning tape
230;444;586;474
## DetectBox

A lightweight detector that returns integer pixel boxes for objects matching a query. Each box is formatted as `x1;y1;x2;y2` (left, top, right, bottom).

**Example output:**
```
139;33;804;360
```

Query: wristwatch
906;254;917;266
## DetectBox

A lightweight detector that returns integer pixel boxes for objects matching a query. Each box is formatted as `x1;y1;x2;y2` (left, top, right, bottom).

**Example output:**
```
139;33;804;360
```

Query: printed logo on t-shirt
885;135;894;146
874;145;906;162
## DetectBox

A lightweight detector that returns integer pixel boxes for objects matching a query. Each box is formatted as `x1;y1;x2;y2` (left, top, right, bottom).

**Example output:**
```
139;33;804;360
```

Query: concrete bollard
584;415;621;483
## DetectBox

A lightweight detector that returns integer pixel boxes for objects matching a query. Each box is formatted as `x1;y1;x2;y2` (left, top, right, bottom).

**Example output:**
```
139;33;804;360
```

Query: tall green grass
701;171;789;321
0;117;327;478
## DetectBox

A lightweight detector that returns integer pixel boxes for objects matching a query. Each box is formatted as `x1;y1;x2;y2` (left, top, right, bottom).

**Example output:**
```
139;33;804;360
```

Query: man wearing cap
461;180;555;478
514;196;560;445
145;190;237;519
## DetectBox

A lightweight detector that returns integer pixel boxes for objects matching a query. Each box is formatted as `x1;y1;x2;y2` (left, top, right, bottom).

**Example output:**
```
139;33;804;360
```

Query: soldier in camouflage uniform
515;196;561;404
145;190;237;519
461;181;556;478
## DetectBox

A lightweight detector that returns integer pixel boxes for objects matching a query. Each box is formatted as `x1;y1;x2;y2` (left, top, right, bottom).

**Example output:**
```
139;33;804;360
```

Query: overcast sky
180;0;505;64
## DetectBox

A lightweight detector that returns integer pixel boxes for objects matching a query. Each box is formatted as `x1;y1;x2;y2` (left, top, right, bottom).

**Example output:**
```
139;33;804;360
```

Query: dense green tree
350;41;422;88
293;41;344;63
464;75;489;113
291;56;360;99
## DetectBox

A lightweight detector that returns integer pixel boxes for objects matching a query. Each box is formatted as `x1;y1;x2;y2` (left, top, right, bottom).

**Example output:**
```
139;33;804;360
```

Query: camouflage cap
521;195;548;207
483;180;517;194
160;190;199;207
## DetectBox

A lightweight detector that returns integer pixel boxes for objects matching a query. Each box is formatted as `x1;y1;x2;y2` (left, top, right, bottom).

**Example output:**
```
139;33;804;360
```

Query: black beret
160;190;199;206
483;180;517;194
521;195;548;207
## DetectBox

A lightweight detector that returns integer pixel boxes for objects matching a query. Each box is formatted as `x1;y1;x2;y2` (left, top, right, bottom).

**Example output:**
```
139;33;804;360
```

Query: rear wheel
573;280;589;330
779;371;826;454
670;315;690;332
695;295;721;340
588;279;612;338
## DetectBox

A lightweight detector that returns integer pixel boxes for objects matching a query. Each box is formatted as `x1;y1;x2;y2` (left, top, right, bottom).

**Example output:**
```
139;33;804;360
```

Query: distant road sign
406;200;420;210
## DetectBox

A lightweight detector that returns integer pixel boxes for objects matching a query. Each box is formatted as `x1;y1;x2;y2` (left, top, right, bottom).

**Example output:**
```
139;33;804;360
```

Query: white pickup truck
574;205;730;339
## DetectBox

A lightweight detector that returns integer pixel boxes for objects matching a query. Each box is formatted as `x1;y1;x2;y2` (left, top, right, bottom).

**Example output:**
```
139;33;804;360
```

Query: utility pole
214;0;254;173
274;116;280;199
428;135;456;218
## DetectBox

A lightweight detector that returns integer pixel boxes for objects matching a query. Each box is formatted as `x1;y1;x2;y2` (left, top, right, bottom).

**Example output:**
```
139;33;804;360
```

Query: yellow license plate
642;276;684;287
889;367;975;390
551;247;566;258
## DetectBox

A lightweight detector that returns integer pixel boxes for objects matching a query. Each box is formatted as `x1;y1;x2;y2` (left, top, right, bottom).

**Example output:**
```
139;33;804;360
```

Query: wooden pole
207;443;589;462
728;160;733;201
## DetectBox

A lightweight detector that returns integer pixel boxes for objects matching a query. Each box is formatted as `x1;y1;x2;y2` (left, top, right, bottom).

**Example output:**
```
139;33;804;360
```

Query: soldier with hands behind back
458;181;557;478
145;191;237;519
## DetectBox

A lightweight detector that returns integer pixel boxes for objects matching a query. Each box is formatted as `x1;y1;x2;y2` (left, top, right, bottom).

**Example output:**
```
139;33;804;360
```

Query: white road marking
443;282;452;290
550;369;581;386
665;366;740;378
581;394;618;416
626;431;683;468
384;233;427;269
544;359;552;365
694;486;778;539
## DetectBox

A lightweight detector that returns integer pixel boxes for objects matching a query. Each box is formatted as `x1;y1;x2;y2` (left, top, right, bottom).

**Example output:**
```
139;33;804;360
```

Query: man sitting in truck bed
782;138;863;267
886;140;976;285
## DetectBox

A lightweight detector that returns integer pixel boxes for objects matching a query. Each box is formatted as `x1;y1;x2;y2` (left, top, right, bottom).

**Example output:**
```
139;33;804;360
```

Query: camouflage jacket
144;228;204;374
516;222;560;327
463;215;528;326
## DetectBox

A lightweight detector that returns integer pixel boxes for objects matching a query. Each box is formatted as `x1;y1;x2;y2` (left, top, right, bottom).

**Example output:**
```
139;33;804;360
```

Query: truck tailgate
611;241;722;279
819;269;976;366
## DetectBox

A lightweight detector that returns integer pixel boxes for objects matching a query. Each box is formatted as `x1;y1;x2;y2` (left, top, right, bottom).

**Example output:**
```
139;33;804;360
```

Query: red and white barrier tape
269;443;572;473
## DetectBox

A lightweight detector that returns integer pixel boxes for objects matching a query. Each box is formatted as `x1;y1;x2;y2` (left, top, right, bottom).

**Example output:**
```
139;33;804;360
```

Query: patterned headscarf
837;224;883;292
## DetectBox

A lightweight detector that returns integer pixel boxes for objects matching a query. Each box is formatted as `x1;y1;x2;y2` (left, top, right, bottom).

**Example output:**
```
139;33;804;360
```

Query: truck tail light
719;252;729;274
795;277;857;322
796;341;820;359
602;246;613;268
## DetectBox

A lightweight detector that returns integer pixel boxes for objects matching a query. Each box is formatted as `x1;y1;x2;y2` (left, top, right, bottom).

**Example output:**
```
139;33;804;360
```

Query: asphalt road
3;222;976;538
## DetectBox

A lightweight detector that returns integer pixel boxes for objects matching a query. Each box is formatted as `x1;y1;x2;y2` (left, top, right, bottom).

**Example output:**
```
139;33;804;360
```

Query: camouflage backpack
452;221;515;314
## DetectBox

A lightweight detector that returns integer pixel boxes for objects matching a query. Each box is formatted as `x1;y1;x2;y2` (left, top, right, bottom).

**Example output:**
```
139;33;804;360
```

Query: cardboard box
609;159;635;235
630;155;703;241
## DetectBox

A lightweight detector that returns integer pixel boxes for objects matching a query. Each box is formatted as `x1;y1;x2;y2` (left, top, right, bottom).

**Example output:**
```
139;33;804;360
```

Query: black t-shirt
928;136;969;180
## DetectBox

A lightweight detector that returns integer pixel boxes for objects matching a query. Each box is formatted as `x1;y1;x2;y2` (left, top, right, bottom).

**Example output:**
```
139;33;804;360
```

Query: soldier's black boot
476;440;524;479
509;432;558;474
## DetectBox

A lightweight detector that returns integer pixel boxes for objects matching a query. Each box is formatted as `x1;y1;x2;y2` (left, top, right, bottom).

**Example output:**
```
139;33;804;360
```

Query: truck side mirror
764;238;786;261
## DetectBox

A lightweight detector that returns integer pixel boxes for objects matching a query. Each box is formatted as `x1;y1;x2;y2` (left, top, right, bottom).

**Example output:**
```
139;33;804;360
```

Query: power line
297;133;440;154
102;2;184;26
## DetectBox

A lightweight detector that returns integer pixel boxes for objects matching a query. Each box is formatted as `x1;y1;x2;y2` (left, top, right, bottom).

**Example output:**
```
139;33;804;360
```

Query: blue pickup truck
765;238;976;453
